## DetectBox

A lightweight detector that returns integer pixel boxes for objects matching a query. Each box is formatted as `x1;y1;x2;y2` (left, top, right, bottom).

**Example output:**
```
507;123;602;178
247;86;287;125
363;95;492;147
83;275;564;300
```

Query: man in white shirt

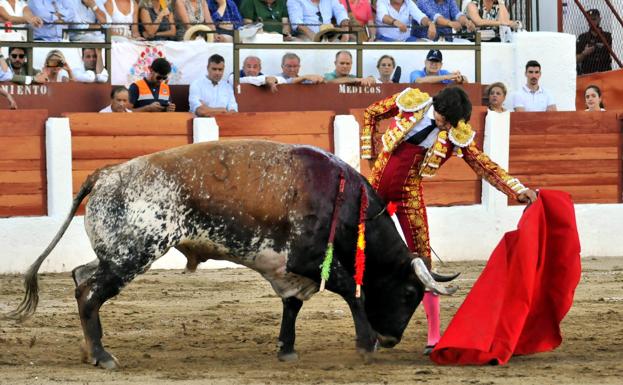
190;54;238;116
74;48;109;83
513;60;557;112
99;86;132;112
228;56;287;93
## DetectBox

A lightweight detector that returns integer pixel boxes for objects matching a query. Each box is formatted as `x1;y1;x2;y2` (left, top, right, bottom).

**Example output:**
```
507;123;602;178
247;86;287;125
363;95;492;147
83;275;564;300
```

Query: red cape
430;190;581;365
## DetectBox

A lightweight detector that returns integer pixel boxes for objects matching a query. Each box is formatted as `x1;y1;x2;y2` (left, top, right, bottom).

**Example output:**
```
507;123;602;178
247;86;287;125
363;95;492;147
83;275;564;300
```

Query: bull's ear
411;258;458;295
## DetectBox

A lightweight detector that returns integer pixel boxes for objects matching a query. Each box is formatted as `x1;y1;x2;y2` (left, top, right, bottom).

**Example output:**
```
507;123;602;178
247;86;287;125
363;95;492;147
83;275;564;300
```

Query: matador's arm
462;141;528;201
361;93;400;159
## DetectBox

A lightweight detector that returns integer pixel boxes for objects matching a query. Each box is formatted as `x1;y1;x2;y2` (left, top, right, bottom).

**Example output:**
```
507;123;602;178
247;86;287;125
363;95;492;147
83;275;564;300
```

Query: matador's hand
517;189;537;204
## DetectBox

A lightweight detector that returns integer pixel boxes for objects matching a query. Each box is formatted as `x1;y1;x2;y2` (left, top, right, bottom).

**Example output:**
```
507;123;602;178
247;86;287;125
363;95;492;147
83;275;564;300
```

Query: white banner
111;40;233;86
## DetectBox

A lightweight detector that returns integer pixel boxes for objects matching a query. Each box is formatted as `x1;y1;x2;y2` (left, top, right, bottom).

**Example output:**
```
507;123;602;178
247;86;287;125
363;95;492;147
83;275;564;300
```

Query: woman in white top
0;0;43;41
584;85;606;111
462;0;519;32
104;0;143;39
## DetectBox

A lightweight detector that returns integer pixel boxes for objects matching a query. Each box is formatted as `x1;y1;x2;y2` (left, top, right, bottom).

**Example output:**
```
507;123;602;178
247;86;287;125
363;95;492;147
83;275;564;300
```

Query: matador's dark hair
433;87;472;127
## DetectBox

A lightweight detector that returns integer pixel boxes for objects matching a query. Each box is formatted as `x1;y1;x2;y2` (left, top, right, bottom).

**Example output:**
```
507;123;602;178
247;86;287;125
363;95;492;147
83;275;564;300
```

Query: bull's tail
6;172;100;321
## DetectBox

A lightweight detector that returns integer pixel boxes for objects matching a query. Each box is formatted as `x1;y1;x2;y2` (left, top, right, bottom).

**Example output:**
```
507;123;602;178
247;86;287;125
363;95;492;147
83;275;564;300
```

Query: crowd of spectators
0;0;527;43
0;3;613;114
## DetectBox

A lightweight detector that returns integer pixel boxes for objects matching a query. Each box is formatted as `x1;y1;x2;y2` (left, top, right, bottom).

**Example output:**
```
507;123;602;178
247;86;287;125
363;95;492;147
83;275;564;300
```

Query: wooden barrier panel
509;111;622;203
349;105;488;206
64;112;194;212
215;111;336;152
0;110;48;217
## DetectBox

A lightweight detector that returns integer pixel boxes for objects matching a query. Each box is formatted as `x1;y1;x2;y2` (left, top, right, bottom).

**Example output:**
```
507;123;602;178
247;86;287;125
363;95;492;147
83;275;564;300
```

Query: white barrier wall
1;112;622;273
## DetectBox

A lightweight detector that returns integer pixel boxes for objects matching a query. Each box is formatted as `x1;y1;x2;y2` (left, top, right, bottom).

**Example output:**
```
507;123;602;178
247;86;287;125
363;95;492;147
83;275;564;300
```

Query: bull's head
363;258;457;348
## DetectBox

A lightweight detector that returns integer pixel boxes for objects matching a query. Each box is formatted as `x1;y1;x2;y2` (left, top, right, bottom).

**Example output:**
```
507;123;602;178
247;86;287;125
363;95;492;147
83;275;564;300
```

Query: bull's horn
411;258;458;295
431;271;460;282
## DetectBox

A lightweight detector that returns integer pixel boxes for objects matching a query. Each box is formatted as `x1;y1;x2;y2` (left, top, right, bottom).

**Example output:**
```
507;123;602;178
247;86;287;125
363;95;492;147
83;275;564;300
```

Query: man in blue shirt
189;54;238;116
287;0;350;42
414;0;475;41
409;49;467;84
28;0;76;41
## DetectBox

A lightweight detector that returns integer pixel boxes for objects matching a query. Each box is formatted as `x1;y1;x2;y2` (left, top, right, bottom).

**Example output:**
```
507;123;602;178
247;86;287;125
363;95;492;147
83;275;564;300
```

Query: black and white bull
8;140;456;369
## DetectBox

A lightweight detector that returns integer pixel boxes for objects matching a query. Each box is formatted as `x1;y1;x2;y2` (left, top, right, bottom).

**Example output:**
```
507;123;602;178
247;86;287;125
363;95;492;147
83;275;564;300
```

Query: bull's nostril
377;334;399;348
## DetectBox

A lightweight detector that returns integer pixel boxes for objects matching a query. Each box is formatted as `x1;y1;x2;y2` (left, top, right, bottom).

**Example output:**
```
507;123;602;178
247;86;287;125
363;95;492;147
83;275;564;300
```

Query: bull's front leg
277;297;303;362
325;261;377;359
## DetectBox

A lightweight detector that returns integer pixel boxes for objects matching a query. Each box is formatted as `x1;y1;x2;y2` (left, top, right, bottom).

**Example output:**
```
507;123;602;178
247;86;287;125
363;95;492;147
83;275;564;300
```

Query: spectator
277;52;324;84
28;0;76;41
240;0;291;38
486;81;507;112
512;60;556;112
0;54;13;81
40;50;74;82
174;0;213;41
287;0;350;42
339;0;375;41
324;50;375;86
139;0;176;40
100;86;133;112
584;85;605;112
104;0;143;39
375;0;435;42
207;0;243;42
0;0;43;41
67;0;108;42
414;0;475;41
73;48;109;83
462;0;519;40
5;47;47;84
576;9;612;75
232;55;286;92
189;53;238;116
375;54;395;83
128;57;176;112
409;49;467;84
0;87;17;109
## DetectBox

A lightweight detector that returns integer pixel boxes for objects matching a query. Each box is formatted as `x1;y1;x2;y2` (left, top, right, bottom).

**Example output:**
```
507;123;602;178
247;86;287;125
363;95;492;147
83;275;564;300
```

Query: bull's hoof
358;350;375;365
95;353;120;370
278;351;299;362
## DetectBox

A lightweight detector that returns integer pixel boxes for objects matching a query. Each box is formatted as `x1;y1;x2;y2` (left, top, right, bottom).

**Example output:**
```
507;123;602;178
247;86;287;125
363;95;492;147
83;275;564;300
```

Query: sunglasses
316;11;323;23
155;74;168;81
11;54;25;59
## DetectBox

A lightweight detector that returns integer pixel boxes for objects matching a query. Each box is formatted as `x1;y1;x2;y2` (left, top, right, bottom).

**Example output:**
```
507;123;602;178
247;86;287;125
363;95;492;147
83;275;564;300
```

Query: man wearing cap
409;50;467;84
576;9;612;75
128;58;176;112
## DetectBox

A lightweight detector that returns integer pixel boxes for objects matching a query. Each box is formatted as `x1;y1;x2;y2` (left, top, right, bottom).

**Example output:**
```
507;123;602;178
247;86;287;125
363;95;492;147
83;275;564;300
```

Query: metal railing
0;26;112;77
232;29;483;86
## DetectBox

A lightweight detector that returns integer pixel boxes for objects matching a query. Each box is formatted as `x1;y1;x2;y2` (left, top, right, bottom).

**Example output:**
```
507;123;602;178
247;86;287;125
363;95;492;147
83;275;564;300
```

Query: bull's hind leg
73;261;125;369
72;252;161;369
277;297;303;362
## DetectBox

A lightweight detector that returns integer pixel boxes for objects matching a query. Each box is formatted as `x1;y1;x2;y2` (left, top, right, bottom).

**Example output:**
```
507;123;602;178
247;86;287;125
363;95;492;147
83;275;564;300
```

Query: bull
8;140;456;369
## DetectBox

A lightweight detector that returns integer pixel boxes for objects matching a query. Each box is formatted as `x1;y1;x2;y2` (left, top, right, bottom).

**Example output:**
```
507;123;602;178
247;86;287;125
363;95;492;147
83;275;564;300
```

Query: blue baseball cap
426;49;443;62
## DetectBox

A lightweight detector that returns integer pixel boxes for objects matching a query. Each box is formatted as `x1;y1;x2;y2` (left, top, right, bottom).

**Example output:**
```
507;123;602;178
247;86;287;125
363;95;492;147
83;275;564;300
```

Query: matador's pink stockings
423;291;440;346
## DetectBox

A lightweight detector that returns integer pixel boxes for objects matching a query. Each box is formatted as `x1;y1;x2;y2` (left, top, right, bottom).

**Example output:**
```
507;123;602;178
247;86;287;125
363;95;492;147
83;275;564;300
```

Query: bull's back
145;140;333;224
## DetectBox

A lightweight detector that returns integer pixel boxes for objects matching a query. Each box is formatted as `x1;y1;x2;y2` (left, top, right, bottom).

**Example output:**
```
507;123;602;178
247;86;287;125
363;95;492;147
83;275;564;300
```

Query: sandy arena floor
1;257;622;385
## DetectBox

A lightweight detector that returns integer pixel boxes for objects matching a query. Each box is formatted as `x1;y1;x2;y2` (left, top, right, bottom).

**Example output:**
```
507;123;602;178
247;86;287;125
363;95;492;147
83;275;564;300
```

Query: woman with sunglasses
41;50;74;83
